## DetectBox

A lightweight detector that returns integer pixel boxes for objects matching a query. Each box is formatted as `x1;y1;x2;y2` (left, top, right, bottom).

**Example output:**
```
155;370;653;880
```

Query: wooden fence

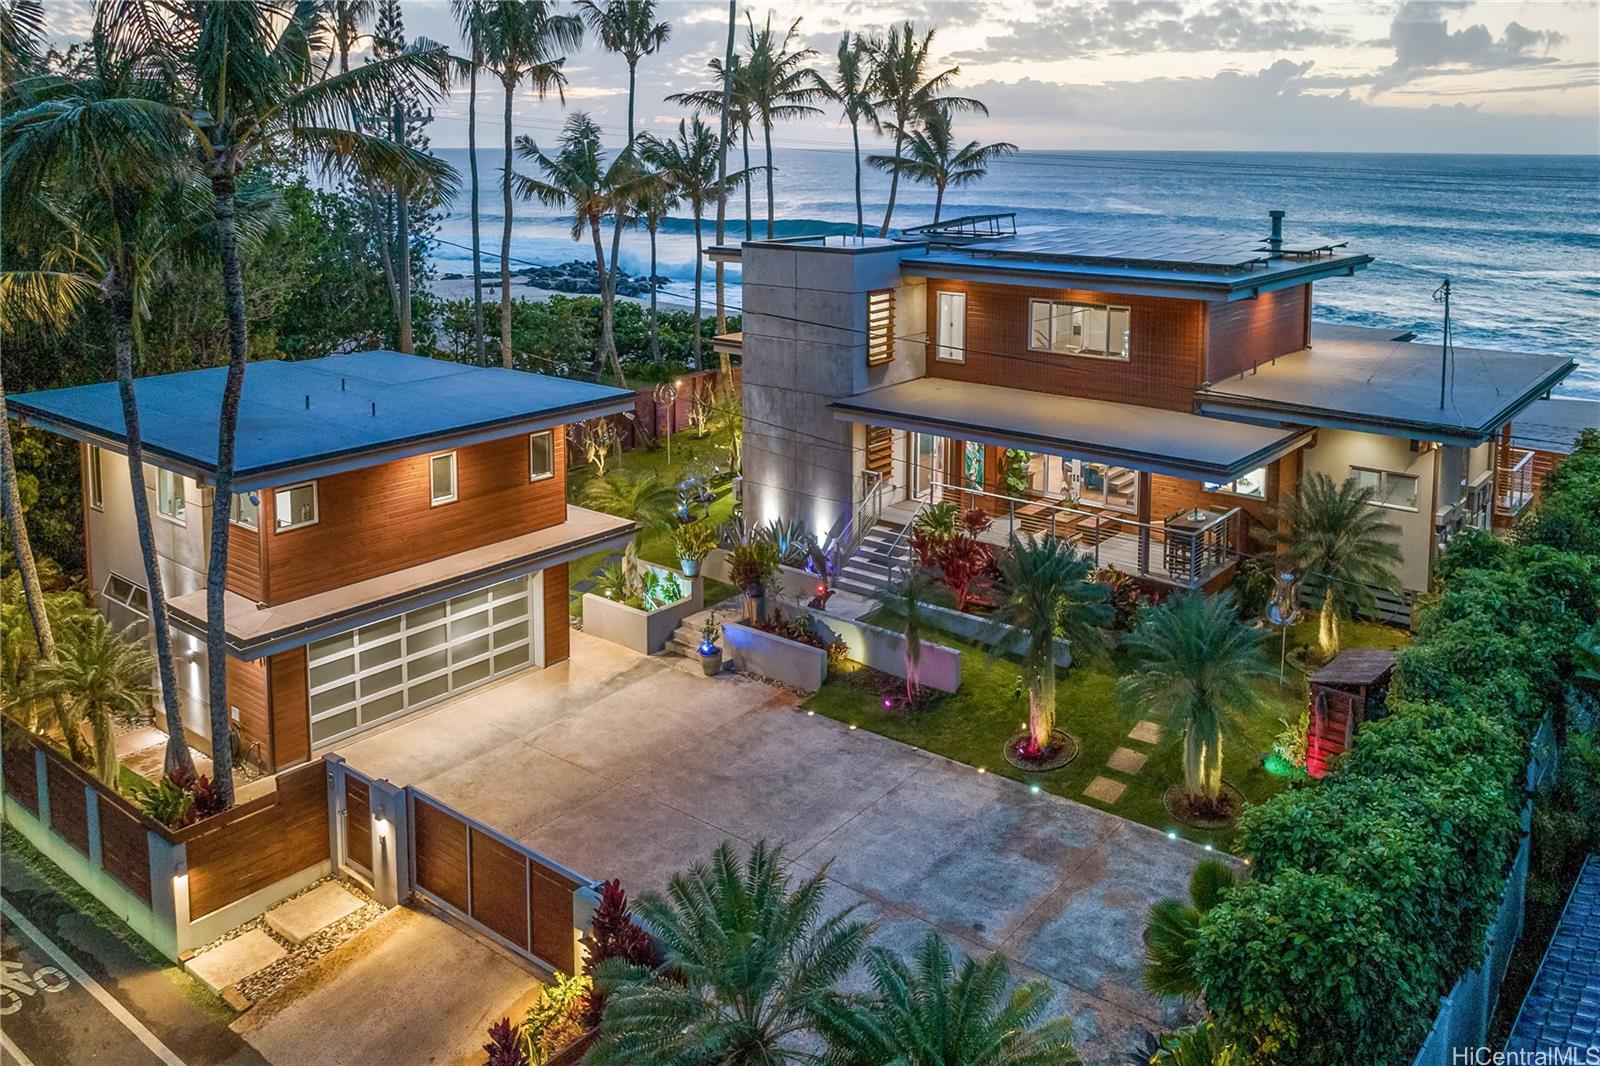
1;731;331;960
566;367;740;470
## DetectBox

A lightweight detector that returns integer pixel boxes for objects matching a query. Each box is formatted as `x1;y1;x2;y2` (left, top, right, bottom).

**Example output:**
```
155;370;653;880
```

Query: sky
45;1;1600;154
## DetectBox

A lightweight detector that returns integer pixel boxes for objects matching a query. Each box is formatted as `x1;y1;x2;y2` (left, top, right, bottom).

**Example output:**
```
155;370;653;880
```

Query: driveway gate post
365;779;412;907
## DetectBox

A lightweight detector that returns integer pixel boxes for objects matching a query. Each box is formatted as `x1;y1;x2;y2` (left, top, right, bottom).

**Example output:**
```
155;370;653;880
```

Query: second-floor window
529;431;553;481
87;446;104;510
1352;466;1419;511
935;291;966;363
275;481;319;531
230;492;259;530
430;452;457;506
1206;466;1268;500
157;468;186;524
1029;299;1131;360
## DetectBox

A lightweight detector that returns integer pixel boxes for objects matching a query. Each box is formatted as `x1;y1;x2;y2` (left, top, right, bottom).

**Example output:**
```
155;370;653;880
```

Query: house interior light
374;815;389;838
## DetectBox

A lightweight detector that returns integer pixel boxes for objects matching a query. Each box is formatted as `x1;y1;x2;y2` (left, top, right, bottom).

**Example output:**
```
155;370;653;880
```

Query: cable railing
824;469;888;578
1495;447;1535;518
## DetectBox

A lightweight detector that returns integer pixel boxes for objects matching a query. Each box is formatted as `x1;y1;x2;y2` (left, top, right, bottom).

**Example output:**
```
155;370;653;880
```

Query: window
230;492;259;530
274;481;319;531
429;452;457;505
101;573;151;644
1352;466;1420;511
529;431;554;481
1206;466;1268;500
935;291;966;363
87;447;104;510
866;289;894;366
157;468;186;524
1028;299;1131;360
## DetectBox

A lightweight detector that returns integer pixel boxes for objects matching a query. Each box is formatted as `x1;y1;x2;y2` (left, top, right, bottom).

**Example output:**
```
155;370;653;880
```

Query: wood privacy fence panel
2;744;38;812
567;368;741;469
184;761;330;919
344;774;371;874
45;756;89;854
530;863;582;975
97;800;152;902
412;794;470;912
469;828;528;949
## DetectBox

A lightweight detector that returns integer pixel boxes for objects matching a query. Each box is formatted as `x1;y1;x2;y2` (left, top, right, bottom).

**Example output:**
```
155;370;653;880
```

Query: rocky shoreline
440;258;663;298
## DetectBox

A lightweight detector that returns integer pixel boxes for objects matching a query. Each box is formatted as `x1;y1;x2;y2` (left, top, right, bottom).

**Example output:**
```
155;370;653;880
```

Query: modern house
716;212;1583;616
8;351;636;770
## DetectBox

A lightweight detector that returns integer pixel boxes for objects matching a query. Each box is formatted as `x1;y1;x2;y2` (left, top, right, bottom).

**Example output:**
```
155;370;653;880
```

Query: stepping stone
1107;747;1148;775
1083;776;1126;804
264;882;365;945
1128;720;1163;744
185;928;285;995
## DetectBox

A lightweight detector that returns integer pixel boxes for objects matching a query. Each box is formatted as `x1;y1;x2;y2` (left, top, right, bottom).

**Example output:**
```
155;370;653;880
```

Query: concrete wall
581;566;703;654
799;607;962;692
740;239;925;539
1299;428;1435;594
722;622;828;692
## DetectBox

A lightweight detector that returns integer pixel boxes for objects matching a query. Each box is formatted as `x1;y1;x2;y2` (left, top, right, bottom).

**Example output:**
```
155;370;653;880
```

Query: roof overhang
829;377;1310;482
902;253;1371;303
168;506;634;658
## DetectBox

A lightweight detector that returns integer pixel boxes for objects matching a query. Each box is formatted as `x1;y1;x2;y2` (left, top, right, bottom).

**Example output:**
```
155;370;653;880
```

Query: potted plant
698;613;723;676
672;522;716;577
727;540;780;623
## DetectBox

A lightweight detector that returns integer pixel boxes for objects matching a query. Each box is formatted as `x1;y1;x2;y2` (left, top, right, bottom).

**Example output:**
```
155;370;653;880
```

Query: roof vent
1268;210;1285;255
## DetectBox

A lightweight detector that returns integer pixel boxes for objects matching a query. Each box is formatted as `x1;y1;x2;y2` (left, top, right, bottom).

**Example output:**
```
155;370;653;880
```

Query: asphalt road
0;843;266;1066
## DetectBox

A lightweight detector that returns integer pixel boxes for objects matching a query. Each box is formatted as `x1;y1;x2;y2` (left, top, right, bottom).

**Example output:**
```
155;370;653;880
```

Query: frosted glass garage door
307;575;534;745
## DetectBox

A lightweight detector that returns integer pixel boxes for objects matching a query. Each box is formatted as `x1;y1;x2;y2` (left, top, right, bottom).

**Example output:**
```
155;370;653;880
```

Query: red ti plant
580;879;660;1027
910;508;995;612
483;1017;528;1066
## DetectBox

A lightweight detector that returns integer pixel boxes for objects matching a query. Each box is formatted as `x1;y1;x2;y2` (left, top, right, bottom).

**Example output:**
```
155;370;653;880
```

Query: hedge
1192;430;1600;1064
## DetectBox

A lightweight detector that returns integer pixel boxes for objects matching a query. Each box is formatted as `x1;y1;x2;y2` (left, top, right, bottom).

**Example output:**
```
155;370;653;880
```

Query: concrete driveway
332;632;1205;1063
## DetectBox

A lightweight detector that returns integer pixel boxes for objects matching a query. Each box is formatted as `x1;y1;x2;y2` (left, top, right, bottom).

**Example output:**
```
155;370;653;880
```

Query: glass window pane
451;612;489;642
359;690;406;723
158;469;185;522
1353;468;1381;495
310;680;357;715
1108;307;1131;357
937;292;965;362
311;631;356;660
230;493;259;529
310;657;355;689
529;431;553;480
450;632;491;665
88;448;103;508
1232;467;1268;499
453;658;492;688
408;602;448;627
492;599;527;625
275;482;317;529
494;619;529;649
360;665;404;697
311;708;358;743
1385;474;1419;509
408;648;448;680
430;453;455;503
360;640;403;670
361;616;404;643
452;590;491;614
1030;301;1050;350
408;673;450;706
494;646;530;673
407;624;448;654
1082;306;1108;354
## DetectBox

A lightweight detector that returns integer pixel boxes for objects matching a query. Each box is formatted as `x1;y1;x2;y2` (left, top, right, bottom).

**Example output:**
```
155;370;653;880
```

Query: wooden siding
184;761;330;918
1149;464;1283;553
226;656;272;771
97;800;152;902
542;563;570;665
413;794;470;912
261;432;567;604
344;775;371;873
268;648;310;768
3;744;38;812
530;862;582;975
925;280;1207;413
46;756;89;854
469;828;529;949
226;520;264;601
1203;286;1309;383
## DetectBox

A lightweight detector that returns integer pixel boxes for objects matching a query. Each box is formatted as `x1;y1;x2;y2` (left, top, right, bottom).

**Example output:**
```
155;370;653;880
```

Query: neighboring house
716;212;1584;617
1504;854;1600;1056
9;351;636;770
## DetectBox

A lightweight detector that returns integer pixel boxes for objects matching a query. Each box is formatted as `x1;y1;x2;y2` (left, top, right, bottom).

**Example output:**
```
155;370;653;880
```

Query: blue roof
7;351;634;489
1506;854;1600;1054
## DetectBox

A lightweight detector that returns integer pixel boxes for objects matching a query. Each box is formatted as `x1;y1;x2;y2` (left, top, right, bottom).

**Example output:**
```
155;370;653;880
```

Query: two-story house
718;212;1580;618
9;351;636;770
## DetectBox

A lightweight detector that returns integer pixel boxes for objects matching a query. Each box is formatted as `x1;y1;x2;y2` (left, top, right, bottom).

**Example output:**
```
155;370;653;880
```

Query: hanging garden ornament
1268;568;1301;627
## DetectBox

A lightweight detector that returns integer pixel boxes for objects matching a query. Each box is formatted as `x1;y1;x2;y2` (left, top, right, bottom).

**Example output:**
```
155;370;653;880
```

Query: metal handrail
825;469;887;578
1496;448;1535;514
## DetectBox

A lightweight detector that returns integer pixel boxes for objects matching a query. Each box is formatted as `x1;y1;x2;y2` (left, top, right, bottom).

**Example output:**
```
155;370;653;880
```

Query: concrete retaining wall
722;622;828;692
800;607;962;693
703;549;820;603
921;602;1073;669
581;566;703;654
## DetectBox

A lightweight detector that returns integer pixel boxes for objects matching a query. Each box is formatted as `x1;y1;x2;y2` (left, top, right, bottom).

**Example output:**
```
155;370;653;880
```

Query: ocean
430;148;1600;398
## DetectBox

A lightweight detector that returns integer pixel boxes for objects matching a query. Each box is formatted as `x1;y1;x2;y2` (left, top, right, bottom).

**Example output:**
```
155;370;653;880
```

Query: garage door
307;575;535;745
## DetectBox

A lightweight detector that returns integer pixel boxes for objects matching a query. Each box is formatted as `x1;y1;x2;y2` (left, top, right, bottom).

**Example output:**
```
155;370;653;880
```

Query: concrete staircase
834;521;911;598
666;617;705;659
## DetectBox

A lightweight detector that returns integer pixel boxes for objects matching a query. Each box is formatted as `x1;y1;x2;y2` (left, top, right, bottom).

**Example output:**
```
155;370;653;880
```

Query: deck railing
1496;447;1535;518
824;469;888;579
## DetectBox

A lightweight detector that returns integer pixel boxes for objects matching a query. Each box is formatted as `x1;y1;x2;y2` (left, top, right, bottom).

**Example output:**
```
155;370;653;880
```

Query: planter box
703;549;820;603
722;622;828;692
800;607;962;693
582;565;703;655
922;602;1073;668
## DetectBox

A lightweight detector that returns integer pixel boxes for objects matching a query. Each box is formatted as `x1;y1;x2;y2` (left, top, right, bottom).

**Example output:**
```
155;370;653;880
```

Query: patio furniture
1162;507;1222;578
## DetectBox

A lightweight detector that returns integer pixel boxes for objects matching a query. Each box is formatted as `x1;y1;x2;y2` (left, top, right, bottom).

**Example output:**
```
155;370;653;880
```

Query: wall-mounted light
374;815;389;839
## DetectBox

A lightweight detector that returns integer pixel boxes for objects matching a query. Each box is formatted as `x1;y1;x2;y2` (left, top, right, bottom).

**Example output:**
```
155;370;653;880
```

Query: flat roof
829;377;1309;482
1513;397;1600;455
1506;855;1600;1056
7;351;635;491
1195;324;1576;446
168;505;634;657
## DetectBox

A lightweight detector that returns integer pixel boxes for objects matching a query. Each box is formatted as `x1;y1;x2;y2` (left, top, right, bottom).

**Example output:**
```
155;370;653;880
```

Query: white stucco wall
1298;429;1436;594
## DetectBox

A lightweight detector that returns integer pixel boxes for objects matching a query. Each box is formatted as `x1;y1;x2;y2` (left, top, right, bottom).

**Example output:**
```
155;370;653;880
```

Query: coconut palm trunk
933;178;946;223
741;128;752;240
112;292;196;777
394;104;413;352
647;217;660;364
1184;717;1222;804
1319;585;1340;660
714;0;734;333
0;371;51;660
762;118;776;238
467;50;485;363
1025;632;1056;753
878;125;906;238
851;119;864;236
691;213;704;369
499;75;516;368
589;218;626;385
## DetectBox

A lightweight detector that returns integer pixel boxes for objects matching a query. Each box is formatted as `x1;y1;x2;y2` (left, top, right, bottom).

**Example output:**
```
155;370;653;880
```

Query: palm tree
870;23;985;236
667;53;756;243
640;118;748;368
1151;1021;1244;1066
987;533;1111;756
741;14;820;239
713;0;735;332
0;370;56;680
625;174;676;366
580;470;678;531
873;565;941;707
868;105;1015;223
512;112;647;387
450;0;488;364
479;0;583;368
1119;591;1275;809
1142;858;1237;1000
116;0;455;804
813;32;878;237
586;840;872;1065
577;0;669;325
1267;472;1403;659
323;0;375;73
37;615;156;786
816;932;1078;1066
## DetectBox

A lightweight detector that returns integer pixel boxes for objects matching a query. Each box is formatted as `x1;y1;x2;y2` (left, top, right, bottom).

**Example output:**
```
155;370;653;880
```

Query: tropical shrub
580;879;659;1028
726;539;780;592
130;775;196;829
482;1017;528;1066
911;507;995;613
669;521;715;565
1091;566;1146;631
521;971;591;1064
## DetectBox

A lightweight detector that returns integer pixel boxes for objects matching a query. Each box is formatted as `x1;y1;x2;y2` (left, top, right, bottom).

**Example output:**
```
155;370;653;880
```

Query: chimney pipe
1268;210;1285;254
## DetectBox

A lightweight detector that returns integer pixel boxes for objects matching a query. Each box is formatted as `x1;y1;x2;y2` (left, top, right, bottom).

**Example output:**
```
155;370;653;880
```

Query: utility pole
1432;278;1452;409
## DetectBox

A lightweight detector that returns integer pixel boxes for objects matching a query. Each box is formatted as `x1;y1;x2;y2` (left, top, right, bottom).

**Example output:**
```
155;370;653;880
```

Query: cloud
951;0;1349;63
1373;1;1569;91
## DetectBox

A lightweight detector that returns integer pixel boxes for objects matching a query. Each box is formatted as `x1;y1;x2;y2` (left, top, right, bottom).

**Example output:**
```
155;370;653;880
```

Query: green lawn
566;429;740;618
805;611;1412;850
